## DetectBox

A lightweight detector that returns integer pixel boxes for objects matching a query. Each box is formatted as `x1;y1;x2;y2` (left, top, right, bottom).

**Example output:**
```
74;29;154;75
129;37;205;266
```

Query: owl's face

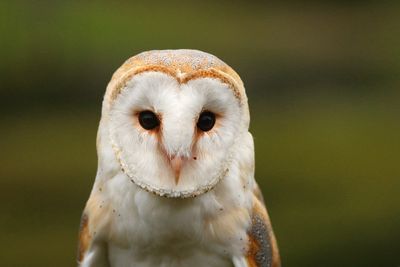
102;50;249;198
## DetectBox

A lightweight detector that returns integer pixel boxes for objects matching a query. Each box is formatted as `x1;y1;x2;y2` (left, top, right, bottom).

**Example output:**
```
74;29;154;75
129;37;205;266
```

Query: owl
77;49;280;267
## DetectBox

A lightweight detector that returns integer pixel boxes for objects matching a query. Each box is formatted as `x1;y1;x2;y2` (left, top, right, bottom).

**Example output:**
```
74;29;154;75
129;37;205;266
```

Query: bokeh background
1;1;399;266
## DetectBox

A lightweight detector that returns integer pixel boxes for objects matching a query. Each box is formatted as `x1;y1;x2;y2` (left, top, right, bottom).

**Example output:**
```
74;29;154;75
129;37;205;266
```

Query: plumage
77;49;280;267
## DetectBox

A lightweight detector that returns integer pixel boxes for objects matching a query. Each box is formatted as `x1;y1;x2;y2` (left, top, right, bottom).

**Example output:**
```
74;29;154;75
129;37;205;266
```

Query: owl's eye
197;111;216;132
138;110;160;130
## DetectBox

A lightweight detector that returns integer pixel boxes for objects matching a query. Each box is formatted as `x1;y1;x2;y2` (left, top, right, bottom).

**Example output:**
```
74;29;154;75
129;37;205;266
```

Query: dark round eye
138;110;159;130
197;111;216;132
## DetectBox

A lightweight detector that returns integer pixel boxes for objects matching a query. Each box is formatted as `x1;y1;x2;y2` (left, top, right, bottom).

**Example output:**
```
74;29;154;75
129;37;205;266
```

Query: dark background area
1;1;399;266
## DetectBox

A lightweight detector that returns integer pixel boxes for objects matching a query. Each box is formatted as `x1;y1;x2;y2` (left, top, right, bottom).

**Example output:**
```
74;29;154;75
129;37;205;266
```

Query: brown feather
246;194;281;267
77;212;91;263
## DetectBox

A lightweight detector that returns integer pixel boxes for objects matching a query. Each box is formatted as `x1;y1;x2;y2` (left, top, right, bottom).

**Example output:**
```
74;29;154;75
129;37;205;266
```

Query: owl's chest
107;242;233;267
106;200;234;267
108;208;232;267
103;176;249;266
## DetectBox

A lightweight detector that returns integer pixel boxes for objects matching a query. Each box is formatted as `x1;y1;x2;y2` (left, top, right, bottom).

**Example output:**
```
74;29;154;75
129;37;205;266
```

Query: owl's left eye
138;110;160;130
197;111;216;132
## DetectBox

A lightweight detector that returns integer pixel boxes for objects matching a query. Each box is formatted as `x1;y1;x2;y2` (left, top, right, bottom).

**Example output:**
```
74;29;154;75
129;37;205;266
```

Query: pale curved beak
170;156;184;185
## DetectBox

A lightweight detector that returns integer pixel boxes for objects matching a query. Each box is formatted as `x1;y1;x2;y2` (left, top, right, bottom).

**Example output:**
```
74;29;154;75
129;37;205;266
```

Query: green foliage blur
1;1;399;266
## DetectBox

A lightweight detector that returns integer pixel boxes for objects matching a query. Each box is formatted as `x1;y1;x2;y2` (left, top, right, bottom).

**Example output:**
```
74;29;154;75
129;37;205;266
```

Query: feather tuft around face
100;49;250;198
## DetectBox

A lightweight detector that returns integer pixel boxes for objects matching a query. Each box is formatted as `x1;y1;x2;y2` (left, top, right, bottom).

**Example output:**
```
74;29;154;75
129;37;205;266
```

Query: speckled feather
104;49;246;109
246;193;280;267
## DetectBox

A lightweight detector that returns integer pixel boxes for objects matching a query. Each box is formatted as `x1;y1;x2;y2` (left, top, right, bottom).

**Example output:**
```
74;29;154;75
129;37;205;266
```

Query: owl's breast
100;170;250;267
107;242;233;267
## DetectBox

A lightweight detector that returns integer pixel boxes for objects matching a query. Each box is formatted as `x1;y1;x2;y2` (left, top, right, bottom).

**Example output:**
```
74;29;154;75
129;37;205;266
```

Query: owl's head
99;50;250;198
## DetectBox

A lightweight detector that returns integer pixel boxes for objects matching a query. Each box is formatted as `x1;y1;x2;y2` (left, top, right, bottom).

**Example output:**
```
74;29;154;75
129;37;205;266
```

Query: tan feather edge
246;192;281;267
77;212;91;264
108;65;244;104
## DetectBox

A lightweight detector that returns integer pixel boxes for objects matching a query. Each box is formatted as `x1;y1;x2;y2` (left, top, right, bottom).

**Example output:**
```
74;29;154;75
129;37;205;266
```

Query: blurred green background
1;1;399;266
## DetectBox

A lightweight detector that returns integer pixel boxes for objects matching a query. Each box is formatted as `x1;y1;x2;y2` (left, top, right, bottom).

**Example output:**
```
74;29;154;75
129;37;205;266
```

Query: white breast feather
88;128;255;267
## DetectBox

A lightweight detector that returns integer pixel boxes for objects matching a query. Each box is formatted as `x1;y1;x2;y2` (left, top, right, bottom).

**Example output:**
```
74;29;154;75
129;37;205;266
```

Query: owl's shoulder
77;212;90;263
243;185;281;267
77;191;111;266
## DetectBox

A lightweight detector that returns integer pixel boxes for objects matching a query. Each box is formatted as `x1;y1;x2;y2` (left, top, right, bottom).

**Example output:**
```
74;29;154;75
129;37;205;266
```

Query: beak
170;156;185;185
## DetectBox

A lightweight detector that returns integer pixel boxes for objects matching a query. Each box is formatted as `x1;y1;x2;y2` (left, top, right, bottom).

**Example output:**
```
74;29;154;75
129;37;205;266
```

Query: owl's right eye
138;110;160;130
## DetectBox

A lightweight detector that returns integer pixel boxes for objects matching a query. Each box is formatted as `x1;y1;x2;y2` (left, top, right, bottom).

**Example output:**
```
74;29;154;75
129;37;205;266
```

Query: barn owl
77;49;280;267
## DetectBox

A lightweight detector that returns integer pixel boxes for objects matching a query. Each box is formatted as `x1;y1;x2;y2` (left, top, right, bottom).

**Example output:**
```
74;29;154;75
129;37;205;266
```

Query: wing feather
77;204;109;267
245;185;281;267
77;212;91;264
